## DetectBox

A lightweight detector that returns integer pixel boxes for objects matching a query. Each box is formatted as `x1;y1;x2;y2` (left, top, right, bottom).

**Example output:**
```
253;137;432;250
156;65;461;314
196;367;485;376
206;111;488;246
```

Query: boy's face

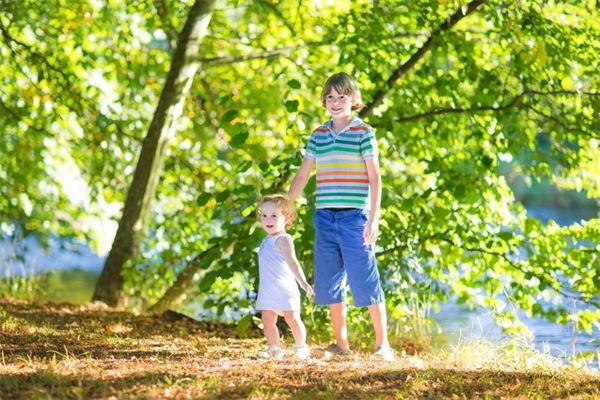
325;88;354;119
259;201;286;236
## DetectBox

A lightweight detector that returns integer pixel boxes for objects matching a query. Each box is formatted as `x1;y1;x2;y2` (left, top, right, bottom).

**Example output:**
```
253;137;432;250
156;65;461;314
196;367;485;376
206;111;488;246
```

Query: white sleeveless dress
255;234;301;313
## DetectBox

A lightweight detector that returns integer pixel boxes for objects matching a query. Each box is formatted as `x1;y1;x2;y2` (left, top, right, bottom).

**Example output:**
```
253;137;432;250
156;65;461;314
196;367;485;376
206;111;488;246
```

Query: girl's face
259;201;287;236
325;88;354;119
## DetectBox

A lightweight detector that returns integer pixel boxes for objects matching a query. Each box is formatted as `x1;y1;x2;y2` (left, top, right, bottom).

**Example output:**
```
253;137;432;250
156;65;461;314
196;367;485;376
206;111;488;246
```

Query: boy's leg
261;311;280;347
314;210;348;350
313;210;346;306
329;302;349;351
338;210;387;349
368;302;390;348
283;311;307;347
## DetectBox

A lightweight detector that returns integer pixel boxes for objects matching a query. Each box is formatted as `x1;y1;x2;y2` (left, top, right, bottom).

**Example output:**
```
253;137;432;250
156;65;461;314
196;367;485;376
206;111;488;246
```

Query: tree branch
0;98;45;133
0;20;79;96
258;0;298;37
377;242;408;257
146;164;294;313
0;17;130;142
195;42;323;65
387;90;600;124
394;93;524;123
526;105;600;140
147;244;222;314
360;0;487;118
435;236;600;308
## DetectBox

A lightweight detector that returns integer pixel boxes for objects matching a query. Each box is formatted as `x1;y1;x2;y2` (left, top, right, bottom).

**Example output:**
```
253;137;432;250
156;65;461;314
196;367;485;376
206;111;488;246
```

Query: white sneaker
259;346;284;360
294;345;310;360
373;345;395;362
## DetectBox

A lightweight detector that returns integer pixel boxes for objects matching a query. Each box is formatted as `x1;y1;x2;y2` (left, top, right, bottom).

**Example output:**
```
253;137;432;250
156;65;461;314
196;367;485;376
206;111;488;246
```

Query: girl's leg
284;311;310;359
329;302;349;350
283;311;307;346
261;311;280;347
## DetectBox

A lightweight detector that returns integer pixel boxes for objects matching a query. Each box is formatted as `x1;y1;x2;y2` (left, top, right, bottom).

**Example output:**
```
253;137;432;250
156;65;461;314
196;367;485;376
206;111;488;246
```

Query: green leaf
561;76;576;91
230;131;249;147
498;231;514;242
241;204;255;217
196;192;211;207
235;160;252;173
284;100;299;113
237;184;256;194
258;161;270;172
216;190;231;202
220;109;239;125
287;79;301;89
236;314;254;337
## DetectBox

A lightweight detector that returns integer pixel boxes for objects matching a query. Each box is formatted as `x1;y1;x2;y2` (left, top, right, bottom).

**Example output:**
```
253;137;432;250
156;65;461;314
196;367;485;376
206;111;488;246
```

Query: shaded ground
1;298;599;399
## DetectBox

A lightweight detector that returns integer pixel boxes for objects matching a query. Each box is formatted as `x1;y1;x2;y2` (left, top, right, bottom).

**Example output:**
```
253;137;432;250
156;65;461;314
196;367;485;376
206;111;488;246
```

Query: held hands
300;281;314;297
363;217;380;245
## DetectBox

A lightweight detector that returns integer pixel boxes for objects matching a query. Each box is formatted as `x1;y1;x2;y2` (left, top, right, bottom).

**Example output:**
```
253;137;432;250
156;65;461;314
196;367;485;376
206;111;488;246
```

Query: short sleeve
360;127;378;159
304;135;317;161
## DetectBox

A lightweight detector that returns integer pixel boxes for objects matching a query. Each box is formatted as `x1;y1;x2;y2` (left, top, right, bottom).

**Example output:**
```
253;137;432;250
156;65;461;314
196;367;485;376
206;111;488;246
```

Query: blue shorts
313;208;384;307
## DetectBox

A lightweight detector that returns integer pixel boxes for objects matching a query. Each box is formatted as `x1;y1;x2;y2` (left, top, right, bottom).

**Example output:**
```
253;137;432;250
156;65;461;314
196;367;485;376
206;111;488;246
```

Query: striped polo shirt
304;117;378;209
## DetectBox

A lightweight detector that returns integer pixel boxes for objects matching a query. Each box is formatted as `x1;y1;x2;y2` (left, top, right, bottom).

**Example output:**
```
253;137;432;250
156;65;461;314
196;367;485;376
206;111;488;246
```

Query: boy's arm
288;158;314;201
364;156;382;245
276;235;313;297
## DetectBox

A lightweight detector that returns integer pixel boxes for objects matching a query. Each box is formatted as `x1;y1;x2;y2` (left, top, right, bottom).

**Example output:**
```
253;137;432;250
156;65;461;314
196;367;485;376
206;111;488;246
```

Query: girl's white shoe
294;345;310;360
259;346;284;360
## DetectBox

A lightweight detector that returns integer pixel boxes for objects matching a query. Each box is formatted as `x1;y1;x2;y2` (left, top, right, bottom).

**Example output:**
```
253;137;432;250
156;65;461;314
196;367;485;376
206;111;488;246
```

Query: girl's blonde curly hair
258;194;296;229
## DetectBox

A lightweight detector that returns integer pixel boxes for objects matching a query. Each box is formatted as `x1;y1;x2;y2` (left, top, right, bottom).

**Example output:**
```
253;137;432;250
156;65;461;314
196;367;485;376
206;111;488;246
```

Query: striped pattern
304;118;378;209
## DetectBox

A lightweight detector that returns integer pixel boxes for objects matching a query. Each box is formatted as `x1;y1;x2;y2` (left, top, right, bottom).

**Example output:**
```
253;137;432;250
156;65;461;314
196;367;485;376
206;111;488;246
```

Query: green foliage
1;0;598;342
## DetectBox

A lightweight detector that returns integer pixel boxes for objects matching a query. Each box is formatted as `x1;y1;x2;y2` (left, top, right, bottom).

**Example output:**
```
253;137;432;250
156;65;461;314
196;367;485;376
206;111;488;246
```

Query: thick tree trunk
92;0;216;307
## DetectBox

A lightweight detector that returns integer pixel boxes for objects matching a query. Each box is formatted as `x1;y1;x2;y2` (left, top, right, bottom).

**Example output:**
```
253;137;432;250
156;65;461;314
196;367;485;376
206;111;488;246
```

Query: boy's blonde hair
321;72;364;110
258;194;296;229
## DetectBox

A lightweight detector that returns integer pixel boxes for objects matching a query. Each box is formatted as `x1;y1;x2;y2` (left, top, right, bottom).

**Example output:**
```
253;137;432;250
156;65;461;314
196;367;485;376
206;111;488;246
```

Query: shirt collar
324;117;361;134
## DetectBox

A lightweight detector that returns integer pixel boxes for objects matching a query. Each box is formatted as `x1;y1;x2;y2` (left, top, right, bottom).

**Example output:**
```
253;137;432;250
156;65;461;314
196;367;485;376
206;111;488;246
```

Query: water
433;298;600;361
2;207;598;363
0;235;104;275
432;206;599;362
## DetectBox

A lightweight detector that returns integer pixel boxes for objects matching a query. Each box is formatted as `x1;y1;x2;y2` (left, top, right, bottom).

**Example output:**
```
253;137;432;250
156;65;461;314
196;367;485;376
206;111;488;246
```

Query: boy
288;72;394;361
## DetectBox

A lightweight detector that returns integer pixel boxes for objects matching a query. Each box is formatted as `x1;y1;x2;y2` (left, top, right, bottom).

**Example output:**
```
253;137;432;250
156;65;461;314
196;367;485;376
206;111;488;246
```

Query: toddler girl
255;194;313;359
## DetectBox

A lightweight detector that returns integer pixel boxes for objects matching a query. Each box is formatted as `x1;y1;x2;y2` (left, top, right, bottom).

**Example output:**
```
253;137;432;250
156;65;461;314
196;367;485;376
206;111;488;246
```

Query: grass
0;297;599;399
0;269;98;305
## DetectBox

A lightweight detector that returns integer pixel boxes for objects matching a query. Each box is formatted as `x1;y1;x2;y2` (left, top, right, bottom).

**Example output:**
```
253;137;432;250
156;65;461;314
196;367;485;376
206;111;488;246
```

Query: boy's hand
301;282;314;297
363;218;380;245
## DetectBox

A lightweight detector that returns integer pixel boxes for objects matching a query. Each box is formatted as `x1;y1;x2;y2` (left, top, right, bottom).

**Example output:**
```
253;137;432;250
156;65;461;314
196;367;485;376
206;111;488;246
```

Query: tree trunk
92;0;216;307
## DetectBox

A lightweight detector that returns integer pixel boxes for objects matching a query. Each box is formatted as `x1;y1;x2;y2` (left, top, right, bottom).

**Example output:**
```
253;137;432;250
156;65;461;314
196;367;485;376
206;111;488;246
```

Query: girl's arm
275;235;313;297
364;156;382;245
288;158;314;201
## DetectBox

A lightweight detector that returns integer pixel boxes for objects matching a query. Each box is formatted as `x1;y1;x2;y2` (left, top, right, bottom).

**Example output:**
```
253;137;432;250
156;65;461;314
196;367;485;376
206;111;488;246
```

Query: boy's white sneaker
259;346;284;360
294;345;310;360
373;345;395;362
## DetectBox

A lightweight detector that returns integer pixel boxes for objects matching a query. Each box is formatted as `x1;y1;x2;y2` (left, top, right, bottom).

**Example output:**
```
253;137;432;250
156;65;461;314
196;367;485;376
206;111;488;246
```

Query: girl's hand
363;218;380;245
301;282;314;297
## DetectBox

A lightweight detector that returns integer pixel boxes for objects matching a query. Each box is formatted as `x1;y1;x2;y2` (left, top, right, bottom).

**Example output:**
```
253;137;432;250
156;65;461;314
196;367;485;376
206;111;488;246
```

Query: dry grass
0;297;598;399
